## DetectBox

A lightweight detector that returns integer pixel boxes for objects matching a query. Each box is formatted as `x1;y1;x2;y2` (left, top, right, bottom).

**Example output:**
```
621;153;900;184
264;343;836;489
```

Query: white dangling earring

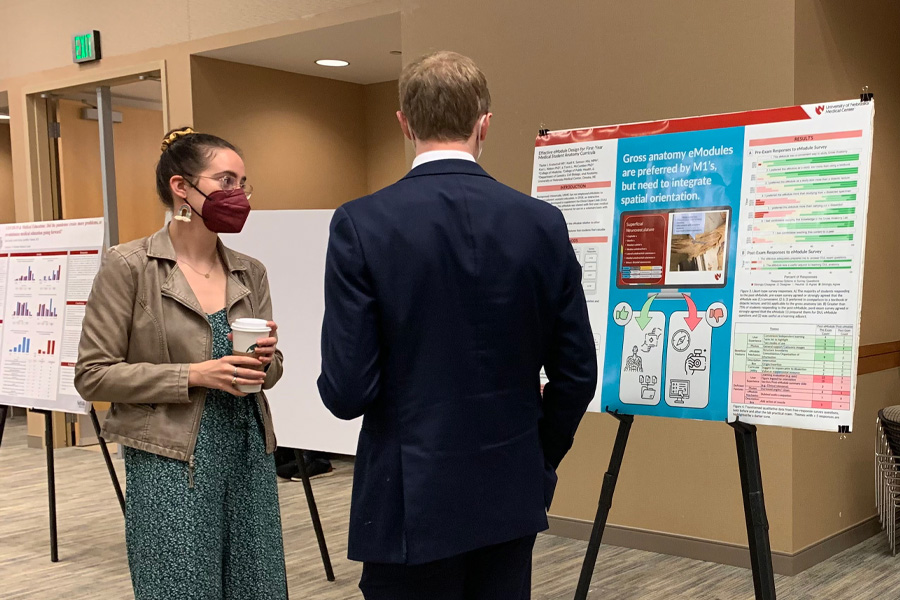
173;203;192;223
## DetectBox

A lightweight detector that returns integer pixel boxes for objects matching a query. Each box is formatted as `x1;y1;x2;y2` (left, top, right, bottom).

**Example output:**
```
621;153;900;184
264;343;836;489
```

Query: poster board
532;100;874;431
0;218;105;414
223;210;361;454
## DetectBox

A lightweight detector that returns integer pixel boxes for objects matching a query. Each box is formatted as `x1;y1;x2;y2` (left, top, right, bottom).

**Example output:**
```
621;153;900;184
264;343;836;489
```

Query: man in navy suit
318;51;598;600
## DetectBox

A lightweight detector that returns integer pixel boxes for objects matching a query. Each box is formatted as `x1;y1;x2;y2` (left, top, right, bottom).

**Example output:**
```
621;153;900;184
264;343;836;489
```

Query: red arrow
682;293;702;331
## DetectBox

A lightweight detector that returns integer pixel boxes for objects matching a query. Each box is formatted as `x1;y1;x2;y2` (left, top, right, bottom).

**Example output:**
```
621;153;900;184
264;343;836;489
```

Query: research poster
532;100;874;431
0;218;105;414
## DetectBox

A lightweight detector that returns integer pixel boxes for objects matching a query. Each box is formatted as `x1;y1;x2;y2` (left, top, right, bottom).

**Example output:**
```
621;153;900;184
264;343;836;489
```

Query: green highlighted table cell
807;195;857;203
762;154;859;166
768;167;859;178
795;234;854;242
756;257;852;270
764;266;851;270
776;221;855;229
809;208;856;216
769;259;852;263
787;181;858;190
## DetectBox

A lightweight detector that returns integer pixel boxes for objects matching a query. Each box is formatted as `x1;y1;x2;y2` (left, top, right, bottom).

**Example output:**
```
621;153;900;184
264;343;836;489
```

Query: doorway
39;74;166;245
25;65;170;247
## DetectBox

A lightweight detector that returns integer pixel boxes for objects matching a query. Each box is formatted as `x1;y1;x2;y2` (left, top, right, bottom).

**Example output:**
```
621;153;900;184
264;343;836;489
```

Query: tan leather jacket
74;226;283;465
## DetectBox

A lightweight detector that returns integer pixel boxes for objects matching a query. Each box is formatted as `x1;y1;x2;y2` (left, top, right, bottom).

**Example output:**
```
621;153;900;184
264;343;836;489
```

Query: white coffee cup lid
231;317;270;332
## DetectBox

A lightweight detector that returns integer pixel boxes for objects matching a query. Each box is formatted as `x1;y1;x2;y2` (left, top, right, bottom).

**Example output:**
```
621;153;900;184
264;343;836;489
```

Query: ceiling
67;78;162;103
107;80;163;104
56;78;164;110
199;13;402;85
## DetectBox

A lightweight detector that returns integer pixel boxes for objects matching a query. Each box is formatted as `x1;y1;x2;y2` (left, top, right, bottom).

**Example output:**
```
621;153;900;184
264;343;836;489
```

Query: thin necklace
177;254;218;279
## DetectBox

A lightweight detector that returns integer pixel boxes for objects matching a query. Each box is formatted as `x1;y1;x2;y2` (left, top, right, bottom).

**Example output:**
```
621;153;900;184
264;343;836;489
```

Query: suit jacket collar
402;159;496;181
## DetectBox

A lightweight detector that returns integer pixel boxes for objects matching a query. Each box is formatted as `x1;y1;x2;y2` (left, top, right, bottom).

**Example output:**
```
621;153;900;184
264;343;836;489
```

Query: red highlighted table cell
536;181;611;193
749;130;863;147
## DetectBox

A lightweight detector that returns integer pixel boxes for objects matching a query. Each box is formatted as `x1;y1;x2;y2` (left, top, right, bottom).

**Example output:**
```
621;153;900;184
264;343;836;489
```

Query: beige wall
0;124;15;223
402;0;797;195
0;0;380;81
364;80;407;192
192;56;369;210
557;416;796;550
790;0;900;551
192;57;405;208
57;99;165;243
402;0;801;553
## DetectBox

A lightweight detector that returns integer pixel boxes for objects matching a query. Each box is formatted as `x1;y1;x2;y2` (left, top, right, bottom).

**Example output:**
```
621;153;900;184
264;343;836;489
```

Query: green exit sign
72;31;101;64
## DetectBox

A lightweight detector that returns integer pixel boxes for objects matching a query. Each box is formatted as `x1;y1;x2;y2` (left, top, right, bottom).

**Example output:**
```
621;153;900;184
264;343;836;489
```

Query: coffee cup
230;317;271;393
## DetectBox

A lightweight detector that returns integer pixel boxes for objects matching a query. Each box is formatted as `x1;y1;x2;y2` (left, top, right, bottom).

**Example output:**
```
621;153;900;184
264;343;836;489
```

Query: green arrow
635;294;658;330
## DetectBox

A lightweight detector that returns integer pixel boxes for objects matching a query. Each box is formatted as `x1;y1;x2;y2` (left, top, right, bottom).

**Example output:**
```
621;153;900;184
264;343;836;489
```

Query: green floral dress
123;309;287;600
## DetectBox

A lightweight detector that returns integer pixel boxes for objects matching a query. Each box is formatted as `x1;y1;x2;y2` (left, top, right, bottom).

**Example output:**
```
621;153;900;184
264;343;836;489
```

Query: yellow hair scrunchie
160;127;196;152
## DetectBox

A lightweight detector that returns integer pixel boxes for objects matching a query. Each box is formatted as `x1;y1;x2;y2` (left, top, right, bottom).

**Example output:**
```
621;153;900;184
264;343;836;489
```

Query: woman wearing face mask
75;128;287;599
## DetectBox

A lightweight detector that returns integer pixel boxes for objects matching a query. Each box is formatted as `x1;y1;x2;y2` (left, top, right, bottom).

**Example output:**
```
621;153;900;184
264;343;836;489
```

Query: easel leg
89;406;125;517
0;404;8;449
293;449;335;582
574;413;634;600
730;421;776;600
40;410;59;563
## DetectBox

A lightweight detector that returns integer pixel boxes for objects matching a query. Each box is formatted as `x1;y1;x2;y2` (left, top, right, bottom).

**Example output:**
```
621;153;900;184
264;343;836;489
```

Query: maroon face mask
185;183;251;234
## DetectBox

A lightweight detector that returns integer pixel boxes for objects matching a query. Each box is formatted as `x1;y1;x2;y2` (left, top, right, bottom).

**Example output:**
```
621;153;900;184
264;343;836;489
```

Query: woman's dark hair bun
155;127;239;209
160;127;196;153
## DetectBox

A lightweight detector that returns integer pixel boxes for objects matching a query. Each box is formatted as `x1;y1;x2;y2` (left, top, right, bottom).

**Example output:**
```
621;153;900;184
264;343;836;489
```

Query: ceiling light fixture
0;114;10;120
315;59;349;68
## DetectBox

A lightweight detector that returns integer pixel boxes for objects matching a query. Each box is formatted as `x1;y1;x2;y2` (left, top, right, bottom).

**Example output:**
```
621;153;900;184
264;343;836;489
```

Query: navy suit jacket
318;159;597;565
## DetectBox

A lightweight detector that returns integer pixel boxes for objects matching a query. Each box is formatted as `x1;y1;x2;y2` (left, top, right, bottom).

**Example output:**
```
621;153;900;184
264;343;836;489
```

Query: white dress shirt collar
411;150;477;170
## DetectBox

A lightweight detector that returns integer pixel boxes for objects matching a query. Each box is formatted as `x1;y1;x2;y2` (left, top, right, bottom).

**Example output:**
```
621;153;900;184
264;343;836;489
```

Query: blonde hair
399;51;491;142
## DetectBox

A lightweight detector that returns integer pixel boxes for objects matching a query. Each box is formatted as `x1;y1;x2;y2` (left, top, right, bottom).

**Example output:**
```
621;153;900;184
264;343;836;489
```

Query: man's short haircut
399;51;491;142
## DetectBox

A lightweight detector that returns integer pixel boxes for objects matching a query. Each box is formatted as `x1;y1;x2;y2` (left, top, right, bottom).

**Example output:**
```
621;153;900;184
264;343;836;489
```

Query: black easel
31;409;59;562
573;412;776;600
731;419;776;598
0;404;9;449
293;449;335;582
1;407;59;562
17;405;126;562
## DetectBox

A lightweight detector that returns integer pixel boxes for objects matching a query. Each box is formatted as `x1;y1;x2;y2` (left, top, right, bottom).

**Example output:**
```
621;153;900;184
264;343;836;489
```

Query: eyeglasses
191;174;254;199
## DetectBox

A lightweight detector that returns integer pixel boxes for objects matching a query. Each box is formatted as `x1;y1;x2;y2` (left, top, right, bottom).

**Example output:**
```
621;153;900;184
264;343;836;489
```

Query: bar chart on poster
0;218;105;414
532;99;874;431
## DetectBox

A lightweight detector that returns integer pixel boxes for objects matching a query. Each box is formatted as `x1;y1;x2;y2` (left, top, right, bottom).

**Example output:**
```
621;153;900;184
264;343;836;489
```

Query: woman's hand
228;321;279;366
253;321;279;366
189;355;266;396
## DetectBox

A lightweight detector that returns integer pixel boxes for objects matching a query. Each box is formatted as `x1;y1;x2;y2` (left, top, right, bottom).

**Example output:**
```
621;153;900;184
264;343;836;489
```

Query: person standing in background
75;128;287;600
318;51;598;600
